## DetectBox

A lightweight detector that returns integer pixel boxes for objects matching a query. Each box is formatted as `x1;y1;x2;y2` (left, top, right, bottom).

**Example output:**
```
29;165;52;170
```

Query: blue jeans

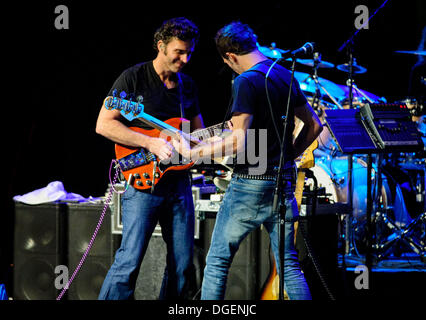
201;172;311;300
98;172;195;300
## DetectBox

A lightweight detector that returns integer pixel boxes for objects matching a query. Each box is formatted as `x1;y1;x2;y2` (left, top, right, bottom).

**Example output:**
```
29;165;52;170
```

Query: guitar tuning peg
112;89;118;97
137;95;144;103
120;91;127;99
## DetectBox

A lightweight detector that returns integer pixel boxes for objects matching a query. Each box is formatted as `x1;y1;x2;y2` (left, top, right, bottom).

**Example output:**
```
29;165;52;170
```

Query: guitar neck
137;116;180;137
139;118;230;146
105;95;231;142
191;122;230;141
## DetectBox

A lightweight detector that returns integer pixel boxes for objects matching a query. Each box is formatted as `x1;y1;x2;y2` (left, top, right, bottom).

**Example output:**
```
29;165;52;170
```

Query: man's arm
173;112;252;161
190;113;205;131
293;103;323;159
95;102;173;161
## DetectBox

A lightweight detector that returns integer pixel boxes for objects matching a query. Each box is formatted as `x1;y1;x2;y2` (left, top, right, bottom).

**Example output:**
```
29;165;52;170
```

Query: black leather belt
232;173;276;181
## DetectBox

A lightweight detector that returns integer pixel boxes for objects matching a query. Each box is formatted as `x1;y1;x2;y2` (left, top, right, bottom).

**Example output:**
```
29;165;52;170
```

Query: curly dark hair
153;17;200;51
215;21;257;59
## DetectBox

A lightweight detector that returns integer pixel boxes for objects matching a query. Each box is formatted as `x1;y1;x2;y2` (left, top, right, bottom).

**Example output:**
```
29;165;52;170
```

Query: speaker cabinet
134;234;204;300
134;235;167;300
199;214;271;300
13;202;66;300
67;202;119;300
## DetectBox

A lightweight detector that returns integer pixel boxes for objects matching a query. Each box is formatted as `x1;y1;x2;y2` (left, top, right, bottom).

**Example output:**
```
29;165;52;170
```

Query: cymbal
296;58;335;68
294;71;346;99
257;44;284;59
336;60;367;74
395;50;426;56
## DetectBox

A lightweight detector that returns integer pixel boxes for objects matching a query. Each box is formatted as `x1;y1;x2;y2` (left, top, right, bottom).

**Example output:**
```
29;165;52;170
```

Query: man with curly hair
96;17;204;300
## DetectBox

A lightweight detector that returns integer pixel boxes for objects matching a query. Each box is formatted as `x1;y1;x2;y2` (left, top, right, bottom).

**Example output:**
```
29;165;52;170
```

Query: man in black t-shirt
96;17;204;300
173;21;322;300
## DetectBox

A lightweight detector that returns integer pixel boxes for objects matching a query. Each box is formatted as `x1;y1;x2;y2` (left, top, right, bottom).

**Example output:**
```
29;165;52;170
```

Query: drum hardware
325;106;425;268
344;79;375;104
294;64;344;111
373;211;426;262
269;42;290;57
257;42;288;59
336;58;368;74
296;58;335;69
294;71;345;102
394;50;426;56
349;152;426;262
311;52;344;111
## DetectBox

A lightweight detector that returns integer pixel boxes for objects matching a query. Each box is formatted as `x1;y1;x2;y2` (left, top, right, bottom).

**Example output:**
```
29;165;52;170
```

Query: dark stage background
1;0;425;291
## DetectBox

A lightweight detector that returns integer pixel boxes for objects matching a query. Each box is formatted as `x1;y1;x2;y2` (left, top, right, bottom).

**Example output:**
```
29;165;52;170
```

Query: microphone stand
348;42;354;110
272;56;297;300
311;52;322;116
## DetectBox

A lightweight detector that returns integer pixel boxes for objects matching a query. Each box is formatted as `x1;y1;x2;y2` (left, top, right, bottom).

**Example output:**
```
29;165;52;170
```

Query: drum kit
258;42;426;262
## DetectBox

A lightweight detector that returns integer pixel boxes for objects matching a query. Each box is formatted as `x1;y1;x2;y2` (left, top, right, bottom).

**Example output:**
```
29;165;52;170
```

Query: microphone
290;42;315;58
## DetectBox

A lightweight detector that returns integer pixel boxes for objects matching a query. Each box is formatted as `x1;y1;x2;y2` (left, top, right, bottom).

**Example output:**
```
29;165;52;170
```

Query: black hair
153;17;199;51
215;21;257;59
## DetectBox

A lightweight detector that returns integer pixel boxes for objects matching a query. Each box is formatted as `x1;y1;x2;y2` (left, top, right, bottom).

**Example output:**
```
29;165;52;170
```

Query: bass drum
307;155;408;222
307;155;410;255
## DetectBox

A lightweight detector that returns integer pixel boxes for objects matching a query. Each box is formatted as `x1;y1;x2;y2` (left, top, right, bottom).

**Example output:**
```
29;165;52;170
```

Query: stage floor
334;253;425;300
339;253;425;273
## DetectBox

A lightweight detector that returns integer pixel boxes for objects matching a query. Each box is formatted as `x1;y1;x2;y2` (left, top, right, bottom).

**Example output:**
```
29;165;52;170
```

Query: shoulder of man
178;71;198;94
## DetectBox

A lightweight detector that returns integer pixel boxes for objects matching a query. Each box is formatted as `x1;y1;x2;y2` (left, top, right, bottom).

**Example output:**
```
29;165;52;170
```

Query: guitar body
115;118;194;191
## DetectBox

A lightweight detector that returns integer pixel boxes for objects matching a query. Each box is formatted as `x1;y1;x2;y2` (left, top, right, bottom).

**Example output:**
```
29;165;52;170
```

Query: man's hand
172;133;192;159
147;136;174;161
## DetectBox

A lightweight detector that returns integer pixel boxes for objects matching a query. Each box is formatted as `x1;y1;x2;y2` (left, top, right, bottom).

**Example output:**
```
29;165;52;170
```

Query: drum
385;158;425;221
307;155;409;222
337;84;385;108
307;155;381;220
338;96;370;109
307;155;411;255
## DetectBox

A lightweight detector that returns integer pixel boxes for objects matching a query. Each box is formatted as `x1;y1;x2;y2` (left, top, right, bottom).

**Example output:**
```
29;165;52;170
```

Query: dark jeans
98;172;194;300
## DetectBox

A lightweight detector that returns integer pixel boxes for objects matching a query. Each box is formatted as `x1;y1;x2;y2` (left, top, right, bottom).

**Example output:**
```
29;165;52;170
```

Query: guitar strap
177;72;185;119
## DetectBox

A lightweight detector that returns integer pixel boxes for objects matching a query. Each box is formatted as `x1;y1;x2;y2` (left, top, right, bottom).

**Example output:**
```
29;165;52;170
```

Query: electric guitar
103;93;231;190
260;140;318;300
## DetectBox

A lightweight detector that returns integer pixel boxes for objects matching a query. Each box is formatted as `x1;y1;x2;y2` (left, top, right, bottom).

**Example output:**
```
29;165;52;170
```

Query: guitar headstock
104;90;145;121
297;140;318;169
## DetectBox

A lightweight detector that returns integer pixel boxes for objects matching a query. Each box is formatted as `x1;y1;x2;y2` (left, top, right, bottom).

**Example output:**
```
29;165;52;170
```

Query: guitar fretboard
105;95;231;143
191;122;231;142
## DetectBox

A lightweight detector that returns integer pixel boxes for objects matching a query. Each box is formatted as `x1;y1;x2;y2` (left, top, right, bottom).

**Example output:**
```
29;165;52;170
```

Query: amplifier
108;184;214;239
